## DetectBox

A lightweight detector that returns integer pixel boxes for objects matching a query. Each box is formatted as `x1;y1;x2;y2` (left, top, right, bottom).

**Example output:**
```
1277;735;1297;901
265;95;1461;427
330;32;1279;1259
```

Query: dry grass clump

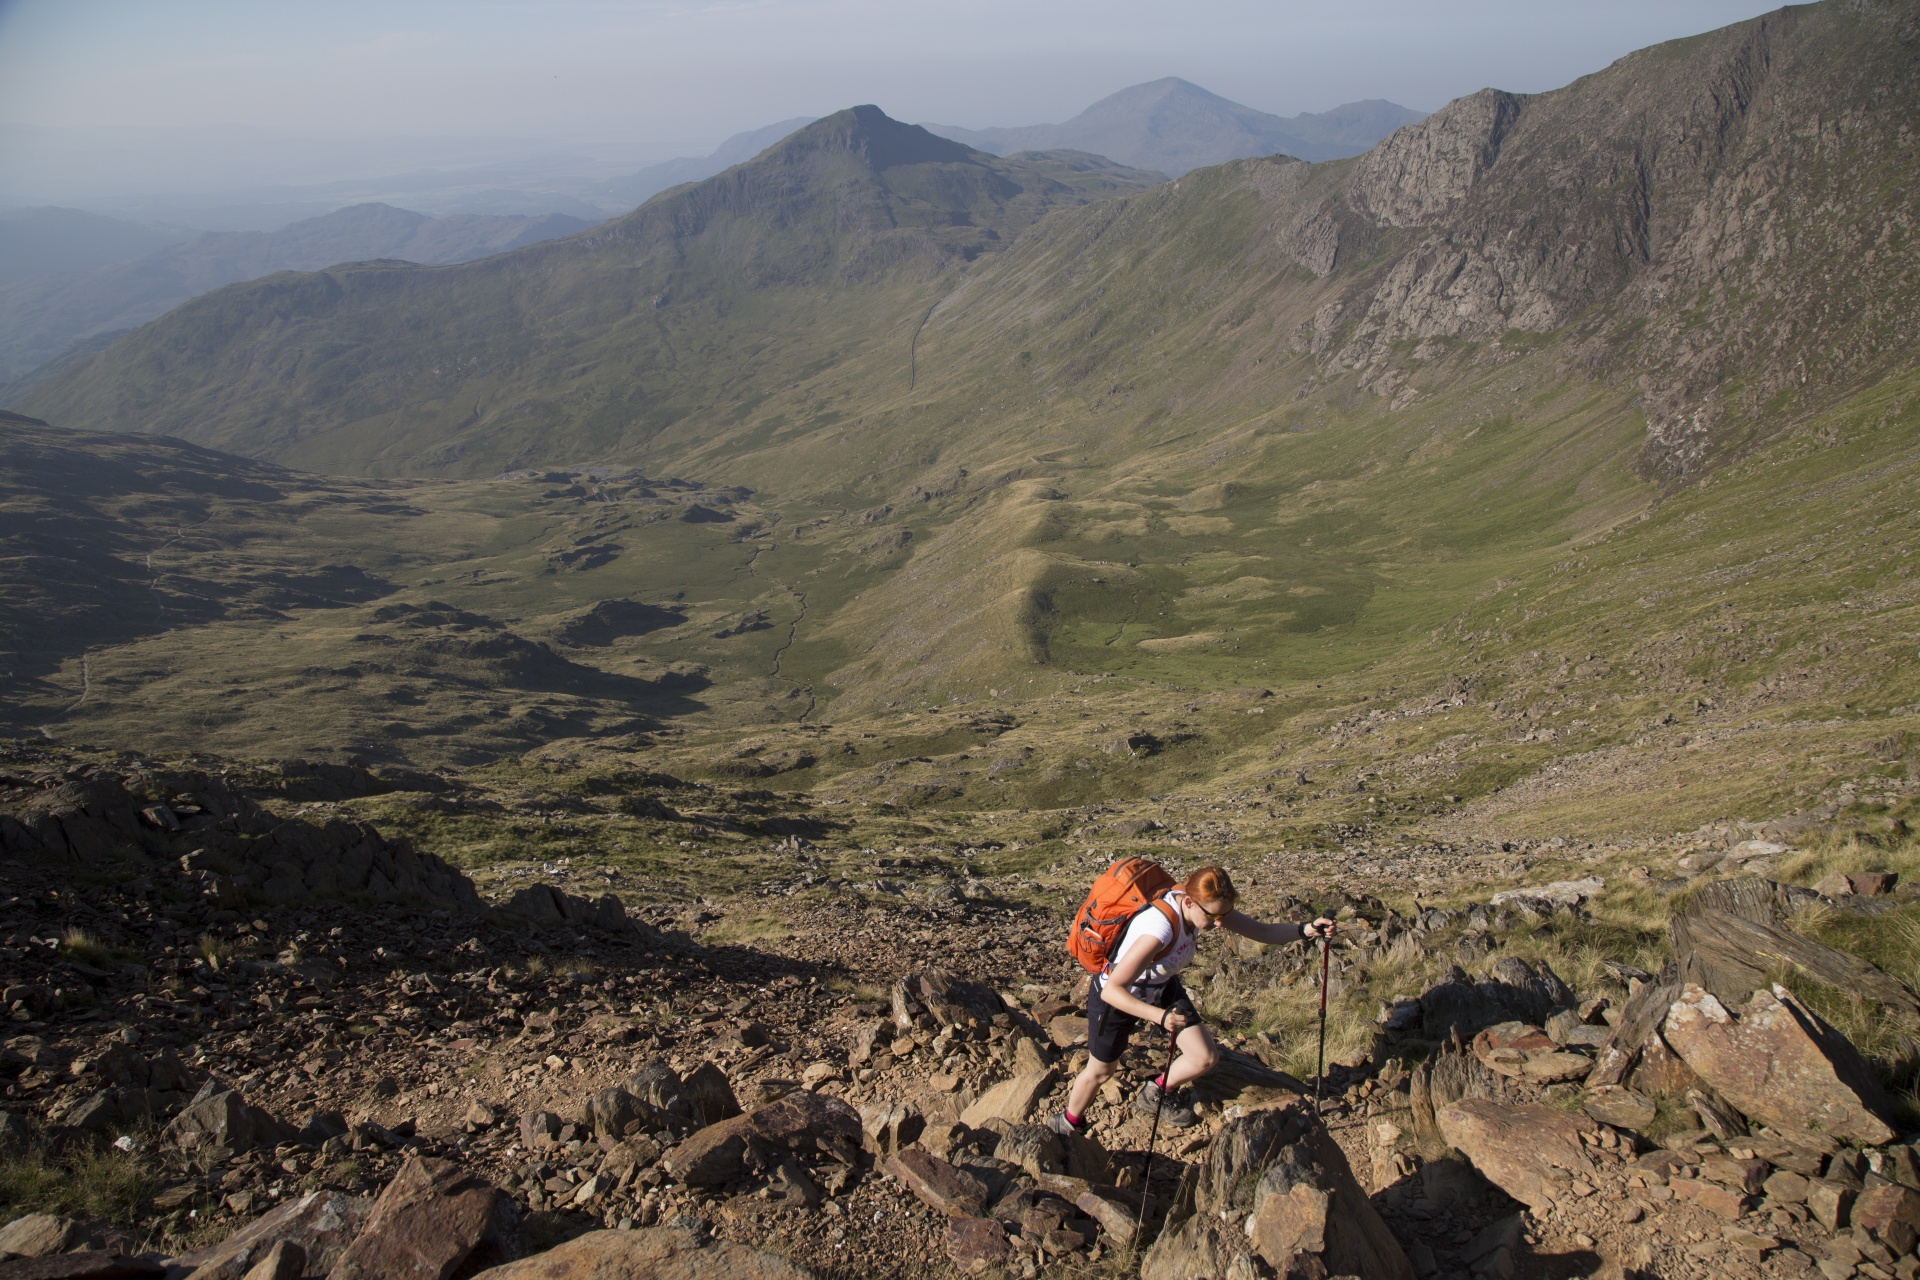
0;1137;154;1226
57;928;129;968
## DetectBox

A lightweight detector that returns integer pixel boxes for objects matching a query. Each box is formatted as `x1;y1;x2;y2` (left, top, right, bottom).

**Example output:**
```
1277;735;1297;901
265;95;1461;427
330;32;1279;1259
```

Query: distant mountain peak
774;106;981;170
923;80;1424;174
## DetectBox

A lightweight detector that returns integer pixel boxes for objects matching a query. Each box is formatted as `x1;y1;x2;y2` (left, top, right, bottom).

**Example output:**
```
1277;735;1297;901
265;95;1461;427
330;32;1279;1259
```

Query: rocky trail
0;748;1916;1280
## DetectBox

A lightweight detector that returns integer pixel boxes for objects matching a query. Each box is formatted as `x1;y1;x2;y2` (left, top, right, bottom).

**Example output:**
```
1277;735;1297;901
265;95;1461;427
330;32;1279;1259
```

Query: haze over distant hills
0;206;194;286
926;79;1426;174
0;202;597;386
593;118;819;209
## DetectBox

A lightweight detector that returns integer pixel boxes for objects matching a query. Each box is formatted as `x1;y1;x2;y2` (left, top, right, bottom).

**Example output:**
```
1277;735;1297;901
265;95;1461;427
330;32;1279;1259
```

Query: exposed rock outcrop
1142;1100;1413;1280
1661;983;1900;1152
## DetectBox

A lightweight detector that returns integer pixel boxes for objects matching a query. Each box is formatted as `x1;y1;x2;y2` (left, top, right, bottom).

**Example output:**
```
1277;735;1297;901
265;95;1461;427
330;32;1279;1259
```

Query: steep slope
10;2;1920;831
0;206;189;285
0;203;597;382
925;79;1425;171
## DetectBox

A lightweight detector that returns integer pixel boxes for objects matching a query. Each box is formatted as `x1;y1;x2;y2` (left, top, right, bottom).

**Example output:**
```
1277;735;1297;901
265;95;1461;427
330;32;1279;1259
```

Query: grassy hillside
5;2;1919;854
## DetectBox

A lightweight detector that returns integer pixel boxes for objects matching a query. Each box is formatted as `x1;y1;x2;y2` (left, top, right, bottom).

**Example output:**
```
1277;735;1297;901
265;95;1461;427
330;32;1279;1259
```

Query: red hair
1184;866;1238;909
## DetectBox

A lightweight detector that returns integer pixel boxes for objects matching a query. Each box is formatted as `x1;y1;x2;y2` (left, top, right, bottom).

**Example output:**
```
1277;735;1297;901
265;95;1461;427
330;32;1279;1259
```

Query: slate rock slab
323;1156;517;1280
1436;1098;1597;1214
172;1191;369;1280
1662;983;1898;1152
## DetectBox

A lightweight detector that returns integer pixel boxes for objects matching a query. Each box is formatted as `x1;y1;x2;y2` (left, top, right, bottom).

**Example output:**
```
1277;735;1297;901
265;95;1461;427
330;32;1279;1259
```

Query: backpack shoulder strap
1145;894;1183;964
1103;893;1184;973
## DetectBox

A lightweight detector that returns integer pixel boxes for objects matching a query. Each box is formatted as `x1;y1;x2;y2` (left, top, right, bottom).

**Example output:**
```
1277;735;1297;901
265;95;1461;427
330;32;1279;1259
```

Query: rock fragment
1435;1098;1596;1215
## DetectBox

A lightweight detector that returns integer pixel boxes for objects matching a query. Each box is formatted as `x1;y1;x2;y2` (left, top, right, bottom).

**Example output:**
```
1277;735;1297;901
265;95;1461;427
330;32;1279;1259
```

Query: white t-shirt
1098;890;1197;999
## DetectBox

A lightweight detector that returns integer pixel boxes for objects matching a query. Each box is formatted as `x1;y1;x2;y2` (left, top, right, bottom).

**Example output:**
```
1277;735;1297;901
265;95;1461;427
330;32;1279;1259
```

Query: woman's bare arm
1222;910;1335;945
1221;910;1305;945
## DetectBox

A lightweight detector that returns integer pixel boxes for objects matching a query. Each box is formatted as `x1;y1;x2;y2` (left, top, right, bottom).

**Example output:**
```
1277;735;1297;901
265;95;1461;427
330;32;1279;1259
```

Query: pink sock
1064;1111;1083;1127
1155;1075;1167;1089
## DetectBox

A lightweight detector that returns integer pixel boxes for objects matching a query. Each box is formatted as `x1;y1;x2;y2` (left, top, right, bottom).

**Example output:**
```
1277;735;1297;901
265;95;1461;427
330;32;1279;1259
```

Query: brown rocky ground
1;746;1916;1280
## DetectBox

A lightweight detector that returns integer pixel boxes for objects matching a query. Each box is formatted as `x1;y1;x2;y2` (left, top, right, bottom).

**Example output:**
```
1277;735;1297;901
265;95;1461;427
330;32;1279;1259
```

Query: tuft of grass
0;1139;155;1226
58;928;130;968
703;912;793;946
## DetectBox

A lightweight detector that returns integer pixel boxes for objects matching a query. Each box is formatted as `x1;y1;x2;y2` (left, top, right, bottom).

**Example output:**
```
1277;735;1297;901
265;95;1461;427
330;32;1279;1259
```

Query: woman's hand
1160;1007;1193;1034
1302;917;1337;940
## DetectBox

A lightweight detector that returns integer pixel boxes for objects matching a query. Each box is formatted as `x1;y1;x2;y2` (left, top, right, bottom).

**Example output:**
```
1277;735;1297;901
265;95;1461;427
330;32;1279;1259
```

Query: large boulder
891;971;1005;1032
661;1091;860;1189
324;1157;518;1280
1141;1100;1413;1280
171;1191;370;1280
466;1227;811;1279
1672;907;1920;1019
884;1150;989;1217
1435;1098;1597;1215
1661;983;1899;1151
165;1089;293;1156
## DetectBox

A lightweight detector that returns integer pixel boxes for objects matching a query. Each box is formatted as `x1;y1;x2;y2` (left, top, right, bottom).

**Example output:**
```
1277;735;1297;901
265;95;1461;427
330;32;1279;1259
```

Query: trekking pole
1312;923;1332;1115
1131;1020;1179;1252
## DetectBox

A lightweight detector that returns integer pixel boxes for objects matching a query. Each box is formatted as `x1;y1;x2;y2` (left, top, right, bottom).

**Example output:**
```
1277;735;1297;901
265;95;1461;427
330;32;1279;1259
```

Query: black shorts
1086;976;1196;1065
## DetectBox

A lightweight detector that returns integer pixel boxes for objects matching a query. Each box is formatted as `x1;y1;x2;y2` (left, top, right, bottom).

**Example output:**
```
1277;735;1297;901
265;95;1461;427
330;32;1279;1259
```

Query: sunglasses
1191;901;1228;922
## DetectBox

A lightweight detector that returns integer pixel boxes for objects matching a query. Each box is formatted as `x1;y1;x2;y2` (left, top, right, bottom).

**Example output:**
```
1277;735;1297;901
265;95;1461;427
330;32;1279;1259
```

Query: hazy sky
0;0;1775;201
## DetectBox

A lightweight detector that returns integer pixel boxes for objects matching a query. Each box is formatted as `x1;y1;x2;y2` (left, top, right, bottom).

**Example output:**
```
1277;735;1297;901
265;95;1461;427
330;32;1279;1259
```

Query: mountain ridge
924;79;1425;172
0;202;598;384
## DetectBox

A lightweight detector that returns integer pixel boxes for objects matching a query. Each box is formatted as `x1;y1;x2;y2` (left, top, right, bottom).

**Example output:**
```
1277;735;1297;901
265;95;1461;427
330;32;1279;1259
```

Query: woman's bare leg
1066;1054;1118;1118
1161;1023;1218;1090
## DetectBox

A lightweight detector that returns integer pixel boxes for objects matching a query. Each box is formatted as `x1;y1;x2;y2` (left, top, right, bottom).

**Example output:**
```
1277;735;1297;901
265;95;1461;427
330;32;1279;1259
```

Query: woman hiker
1052;865;1335;1133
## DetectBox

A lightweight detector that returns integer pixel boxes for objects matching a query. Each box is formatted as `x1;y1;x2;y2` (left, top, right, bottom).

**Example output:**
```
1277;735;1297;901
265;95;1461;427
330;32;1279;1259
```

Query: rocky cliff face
1282;1;1920;476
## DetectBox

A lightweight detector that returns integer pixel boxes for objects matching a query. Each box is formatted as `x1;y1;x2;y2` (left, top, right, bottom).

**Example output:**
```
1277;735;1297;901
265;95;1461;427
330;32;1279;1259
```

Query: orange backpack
1067;857;1181;974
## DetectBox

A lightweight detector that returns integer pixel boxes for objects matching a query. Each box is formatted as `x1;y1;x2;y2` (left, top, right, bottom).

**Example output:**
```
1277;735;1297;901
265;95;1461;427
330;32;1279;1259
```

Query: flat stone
883;1149;987;1217
165;1090;289;1155
238;1241;303;1280
466;1227;812;1279
324;1156;517;1280
1662;984;1899;1153
665;1091;861;1189
1673;1177;1749;1220
1074;1188;1138;1247
1700;1154;1770;1195
1047;1016;1087;1049
0;1215;80;1259
1723;1228;1779;1263
1436;1099;1597;1215
1765;1170;1811;1204
1521;1051;1593;1084
1584;1088;1657;1131
660;1116;752;1187
1142;1100;1413;1280
959;1069;1052;1128
943;1217;1010;1274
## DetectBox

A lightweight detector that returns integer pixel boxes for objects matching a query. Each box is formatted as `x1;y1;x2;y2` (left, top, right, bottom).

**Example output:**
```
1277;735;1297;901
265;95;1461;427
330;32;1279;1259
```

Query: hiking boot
1132;1079;1196;1128
1046;1113;1085;1138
